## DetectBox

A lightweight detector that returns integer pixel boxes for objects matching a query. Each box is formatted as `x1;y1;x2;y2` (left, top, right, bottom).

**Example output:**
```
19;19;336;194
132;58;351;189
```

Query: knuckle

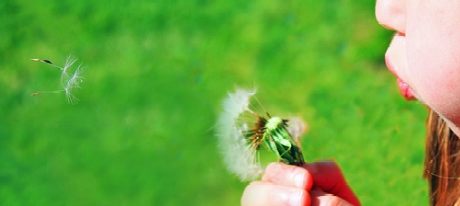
241;182;262;206
291;167;309;188
325;196;347;206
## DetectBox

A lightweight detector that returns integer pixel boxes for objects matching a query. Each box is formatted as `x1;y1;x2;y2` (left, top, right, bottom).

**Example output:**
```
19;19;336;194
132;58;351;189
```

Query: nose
375;0;407;33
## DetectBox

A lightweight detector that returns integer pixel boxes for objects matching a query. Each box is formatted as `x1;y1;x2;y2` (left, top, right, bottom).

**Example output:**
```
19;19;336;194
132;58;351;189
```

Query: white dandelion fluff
286;116;308;143
31;55;84;104
64;65;83;103
217;88;263;181
61;55;77;80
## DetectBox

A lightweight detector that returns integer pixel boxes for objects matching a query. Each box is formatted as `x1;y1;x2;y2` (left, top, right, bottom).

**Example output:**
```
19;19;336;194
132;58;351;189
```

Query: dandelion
217;88;306;181
31;55;84;103
217;89;263;181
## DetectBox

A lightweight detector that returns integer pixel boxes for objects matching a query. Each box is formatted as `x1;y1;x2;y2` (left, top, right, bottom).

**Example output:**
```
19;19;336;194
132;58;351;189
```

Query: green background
0;0;428;205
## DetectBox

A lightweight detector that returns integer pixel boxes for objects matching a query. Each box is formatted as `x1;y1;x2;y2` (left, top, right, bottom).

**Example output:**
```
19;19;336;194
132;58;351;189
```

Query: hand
241;161;360;206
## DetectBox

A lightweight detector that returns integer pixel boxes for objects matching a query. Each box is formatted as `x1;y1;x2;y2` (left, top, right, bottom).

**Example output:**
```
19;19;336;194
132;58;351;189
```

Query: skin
242;1;460;205
377;0;460;136
241;162;360;206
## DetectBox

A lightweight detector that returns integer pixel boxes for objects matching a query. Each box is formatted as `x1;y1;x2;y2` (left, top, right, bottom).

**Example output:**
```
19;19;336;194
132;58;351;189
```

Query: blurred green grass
0;0;428;205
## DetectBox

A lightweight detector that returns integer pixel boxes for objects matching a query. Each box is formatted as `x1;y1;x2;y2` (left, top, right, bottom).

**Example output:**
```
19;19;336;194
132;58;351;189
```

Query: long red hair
424;110;460;205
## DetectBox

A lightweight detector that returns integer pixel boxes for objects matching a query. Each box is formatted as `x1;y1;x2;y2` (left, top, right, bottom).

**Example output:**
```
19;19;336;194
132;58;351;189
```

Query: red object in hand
241;161;361;206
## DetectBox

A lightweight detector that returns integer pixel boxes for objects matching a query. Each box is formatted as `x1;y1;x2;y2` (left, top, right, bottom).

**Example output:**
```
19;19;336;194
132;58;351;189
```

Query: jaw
440;114;460;137
448;122;460;137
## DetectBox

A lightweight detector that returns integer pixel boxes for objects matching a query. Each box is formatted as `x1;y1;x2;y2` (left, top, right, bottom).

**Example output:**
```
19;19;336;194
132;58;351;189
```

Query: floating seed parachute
31;56;84;103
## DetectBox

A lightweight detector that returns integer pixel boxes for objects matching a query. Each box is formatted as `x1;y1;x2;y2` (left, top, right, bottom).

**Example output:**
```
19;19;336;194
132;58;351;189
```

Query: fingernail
288;190;304;206
294;170;306;188
277;189;304;206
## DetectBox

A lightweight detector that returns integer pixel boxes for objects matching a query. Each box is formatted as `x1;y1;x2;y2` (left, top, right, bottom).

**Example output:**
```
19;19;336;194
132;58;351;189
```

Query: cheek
417;75;460;121
406;1;460;124
407;42;460;124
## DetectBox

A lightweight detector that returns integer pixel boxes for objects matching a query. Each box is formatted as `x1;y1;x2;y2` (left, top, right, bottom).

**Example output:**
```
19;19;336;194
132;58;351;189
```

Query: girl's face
376;0;460;135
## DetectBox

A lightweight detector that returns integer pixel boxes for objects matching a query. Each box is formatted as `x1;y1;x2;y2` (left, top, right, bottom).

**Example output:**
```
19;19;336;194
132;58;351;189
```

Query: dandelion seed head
217;88;263;181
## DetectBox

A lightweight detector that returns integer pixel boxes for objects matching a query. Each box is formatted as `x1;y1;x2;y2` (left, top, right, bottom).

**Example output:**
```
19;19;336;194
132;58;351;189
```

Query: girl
241;0;460;205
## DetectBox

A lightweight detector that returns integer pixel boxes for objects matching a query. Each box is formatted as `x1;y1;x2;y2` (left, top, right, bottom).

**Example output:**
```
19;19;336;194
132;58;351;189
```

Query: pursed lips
385;52;416;101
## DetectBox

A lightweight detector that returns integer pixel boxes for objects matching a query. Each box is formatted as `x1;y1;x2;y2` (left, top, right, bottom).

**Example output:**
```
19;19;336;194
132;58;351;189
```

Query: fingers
242;162;360;206
262;162;314;190
310;189;353;206
304;162;360;206
241;181;309;206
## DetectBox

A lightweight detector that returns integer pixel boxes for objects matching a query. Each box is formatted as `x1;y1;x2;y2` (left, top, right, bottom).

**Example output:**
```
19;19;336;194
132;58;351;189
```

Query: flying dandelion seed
31;55;84;103
217;88;307;181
